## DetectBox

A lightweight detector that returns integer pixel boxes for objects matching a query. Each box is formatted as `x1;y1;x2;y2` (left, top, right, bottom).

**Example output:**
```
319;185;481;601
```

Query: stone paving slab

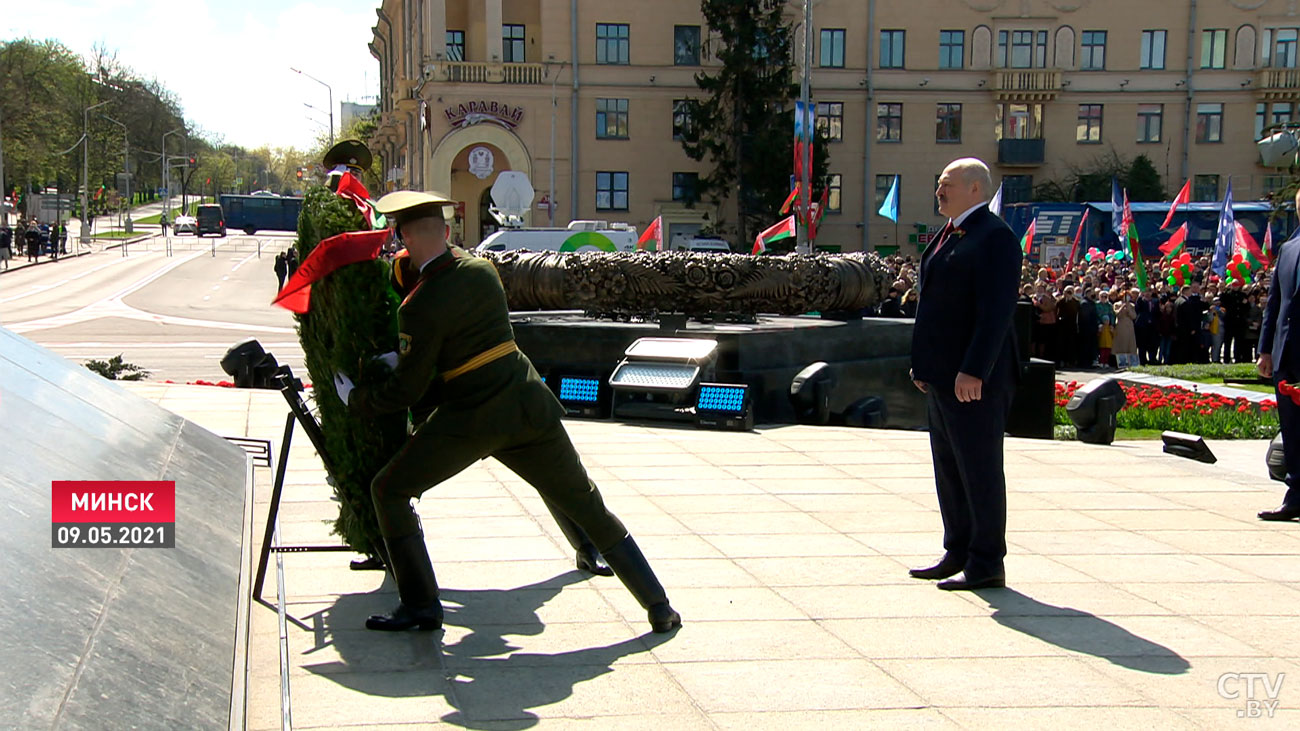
122;383;1300;729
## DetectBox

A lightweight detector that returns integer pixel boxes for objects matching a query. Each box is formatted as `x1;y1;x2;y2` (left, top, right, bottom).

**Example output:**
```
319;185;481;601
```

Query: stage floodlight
695;382;753;431
1267;433;1286;482
1259;129;1300;167
220;338;281;389
609;338;719;422
790;362;835;425
1161;430;1217;464
1065;377;1126;445
843;396;888;429
555;375;608;418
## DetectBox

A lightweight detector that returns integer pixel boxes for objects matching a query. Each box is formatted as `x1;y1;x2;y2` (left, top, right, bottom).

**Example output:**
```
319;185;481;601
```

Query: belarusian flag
1122;190;1148;290
779;184;799;215
753;216;795;255
93;185;105;201
1159;179;1191;230
636;216;663;251
1159;222;1188;259
1019;219;1036;255
1234;221;1266;270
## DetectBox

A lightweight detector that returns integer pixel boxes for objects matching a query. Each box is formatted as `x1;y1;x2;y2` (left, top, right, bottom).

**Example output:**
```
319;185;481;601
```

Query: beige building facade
369;0;1300;253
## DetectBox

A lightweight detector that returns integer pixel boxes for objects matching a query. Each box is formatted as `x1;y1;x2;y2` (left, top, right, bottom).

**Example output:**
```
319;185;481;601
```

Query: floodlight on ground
789;362;835;425
220;338;282;389
555;375;608;419
694;382;754;431
1266;433;1286;482
1065;377;1126;445
609;337;718;422
1161;431;1217;464
842;396;888;428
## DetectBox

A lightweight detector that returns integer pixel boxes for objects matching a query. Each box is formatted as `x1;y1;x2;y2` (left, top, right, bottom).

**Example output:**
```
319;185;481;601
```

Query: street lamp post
81;100;110;246
291;67;334;145
162;127;183;223
548;61;568;226
797;0;813;254
99;114;132;235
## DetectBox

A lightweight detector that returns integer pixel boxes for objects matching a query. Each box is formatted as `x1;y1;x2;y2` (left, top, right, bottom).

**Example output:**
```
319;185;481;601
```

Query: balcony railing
1258;68;1300;99
991;70;1062;100
424;61;545;85
998;139;1045;166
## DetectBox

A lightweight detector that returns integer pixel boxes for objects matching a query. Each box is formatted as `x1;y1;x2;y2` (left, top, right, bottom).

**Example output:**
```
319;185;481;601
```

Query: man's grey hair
945;157;994;200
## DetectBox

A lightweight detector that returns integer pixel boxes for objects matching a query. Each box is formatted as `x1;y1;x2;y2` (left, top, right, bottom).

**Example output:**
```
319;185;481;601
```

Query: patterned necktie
929;221;955;257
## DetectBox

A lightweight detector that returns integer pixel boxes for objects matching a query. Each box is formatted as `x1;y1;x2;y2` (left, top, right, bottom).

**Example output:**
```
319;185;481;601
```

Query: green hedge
294;187;406;555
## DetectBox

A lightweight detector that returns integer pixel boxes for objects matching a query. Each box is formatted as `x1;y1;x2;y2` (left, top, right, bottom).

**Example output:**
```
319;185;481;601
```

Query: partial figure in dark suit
909;158;1022;591
1256;197;1300;521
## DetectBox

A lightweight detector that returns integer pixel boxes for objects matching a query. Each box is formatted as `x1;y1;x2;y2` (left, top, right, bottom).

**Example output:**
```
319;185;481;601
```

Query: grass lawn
92;231;143;239
1127;363;1274;394
1054;425;1164;441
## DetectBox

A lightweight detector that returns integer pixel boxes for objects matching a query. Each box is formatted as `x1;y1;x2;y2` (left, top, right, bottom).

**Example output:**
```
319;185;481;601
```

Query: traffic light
188;156;196;166
296;169;303;180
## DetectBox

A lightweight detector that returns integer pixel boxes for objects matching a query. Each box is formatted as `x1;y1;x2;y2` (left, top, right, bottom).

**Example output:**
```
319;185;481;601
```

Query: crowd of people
872;248;1269;369
0;219;69;268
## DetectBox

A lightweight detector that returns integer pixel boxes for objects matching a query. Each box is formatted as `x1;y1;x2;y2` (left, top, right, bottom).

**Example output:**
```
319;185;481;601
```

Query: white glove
372;351;399;370
333;372;355;406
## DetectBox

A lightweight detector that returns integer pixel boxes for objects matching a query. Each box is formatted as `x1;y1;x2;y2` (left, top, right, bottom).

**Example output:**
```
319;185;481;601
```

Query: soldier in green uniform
334;190;681;634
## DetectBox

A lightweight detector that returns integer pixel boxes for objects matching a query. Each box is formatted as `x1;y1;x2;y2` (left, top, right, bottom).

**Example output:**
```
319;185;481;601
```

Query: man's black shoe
365;601;444;631
576;544;614;576
648;602;682;633
349;555;385;571
909;555;965;580
937;571;1006;591
1258;504;1300;521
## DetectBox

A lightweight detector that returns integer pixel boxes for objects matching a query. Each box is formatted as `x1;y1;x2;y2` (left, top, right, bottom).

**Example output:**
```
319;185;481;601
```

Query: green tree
1126;154;1164;201
680;0;829;248
1033;149;1164;202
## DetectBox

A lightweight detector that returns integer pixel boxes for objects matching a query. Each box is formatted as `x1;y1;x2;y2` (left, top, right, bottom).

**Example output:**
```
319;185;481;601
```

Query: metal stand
253;368;352;600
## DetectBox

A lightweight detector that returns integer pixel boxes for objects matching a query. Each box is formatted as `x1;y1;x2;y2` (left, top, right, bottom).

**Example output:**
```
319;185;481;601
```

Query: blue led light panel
559;377;600;403
697;385;746;413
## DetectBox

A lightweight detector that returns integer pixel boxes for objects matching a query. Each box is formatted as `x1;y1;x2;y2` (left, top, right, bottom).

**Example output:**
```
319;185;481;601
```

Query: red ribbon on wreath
1279;381;1300;406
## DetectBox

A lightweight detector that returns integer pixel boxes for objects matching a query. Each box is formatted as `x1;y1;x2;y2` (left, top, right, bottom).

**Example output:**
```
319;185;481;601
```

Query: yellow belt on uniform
441;340;518;382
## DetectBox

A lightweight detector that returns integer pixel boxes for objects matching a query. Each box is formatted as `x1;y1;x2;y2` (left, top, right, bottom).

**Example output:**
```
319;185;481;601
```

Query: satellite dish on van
490;172;534;228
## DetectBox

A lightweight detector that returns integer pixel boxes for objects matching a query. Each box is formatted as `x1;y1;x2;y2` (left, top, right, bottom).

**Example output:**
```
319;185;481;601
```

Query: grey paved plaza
124;382;1300;729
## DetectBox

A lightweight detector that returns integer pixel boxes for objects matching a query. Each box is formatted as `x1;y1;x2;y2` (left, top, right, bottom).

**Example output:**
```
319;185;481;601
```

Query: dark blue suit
912;206;1022;578
1258;235;1300;506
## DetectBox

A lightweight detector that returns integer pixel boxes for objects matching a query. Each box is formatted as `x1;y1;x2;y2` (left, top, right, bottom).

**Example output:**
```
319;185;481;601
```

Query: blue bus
219;194;303;234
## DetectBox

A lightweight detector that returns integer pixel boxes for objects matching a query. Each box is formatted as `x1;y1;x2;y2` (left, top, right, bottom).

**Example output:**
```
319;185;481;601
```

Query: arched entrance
428;124;534;248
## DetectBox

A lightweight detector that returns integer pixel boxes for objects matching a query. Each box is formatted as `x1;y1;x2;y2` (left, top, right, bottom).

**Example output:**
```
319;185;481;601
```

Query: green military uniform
347;190;679;635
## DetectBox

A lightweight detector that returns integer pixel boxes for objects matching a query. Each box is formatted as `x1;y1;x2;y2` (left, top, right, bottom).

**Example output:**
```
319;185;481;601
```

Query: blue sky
3;0;379;150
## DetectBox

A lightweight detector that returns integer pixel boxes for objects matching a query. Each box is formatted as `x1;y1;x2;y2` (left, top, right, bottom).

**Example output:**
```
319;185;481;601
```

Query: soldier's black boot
545;500;613;576
601;535;681;633
350;536;392;571
366;531;443;631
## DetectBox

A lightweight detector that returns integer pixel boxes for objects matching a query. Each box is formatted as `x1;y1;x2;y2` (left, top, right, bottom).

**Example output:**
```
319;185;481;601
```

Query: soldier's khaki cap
375;190;457;225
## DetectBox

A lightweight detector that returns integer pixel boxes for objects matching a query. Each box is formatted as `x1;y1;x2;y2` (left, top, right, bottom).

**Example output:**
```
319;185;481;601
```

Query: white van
671;237;733;254
475;220;637;254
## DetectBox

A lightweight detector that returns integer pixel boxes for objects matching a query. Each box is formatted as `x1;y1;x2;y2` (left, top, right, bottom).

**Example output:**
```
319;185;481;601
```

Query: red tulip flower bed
1054;380;1279;439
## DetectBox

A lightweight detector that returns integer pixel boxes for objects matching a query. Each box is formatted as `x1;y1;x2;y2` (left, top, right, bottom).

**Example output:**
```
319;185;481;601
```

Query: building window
1193;174;1220;202
1257;102;1268;140
1076;104;1103;143
820;29;846;68
1080;31;1107;70
596;171;628;210
997;29;1048;68
1201;29;1227;69
939;30;965;69
1140;30;1166;69
996;103;1044;139
597;23;630;65
596;98;629;139
674;25;700;66
1138;104;1163;143
672;172;698;203
880;29;905;68
874;174;897;211
1273;101;1293;127
446;30;465;61
503;24;525;63
672;99;693;141
877;102;902;142
826;174;842;213
816;101;843;141
1263;175;1289;196
936;103;962;142
1268;28;1300;68
1196;103;1224;142
1003;175;1033;205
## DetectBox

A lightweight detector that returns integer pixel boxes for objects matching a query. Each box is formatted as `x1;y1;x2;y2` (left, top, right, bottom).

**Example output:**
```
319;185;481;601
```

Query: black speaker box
1013;301;1034;361
1007;357;1056;439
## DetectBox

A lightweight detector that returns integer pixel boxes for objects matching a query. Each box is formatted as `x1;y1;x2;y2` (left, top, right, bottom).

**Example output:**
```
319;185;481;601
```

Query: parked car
172;215;198;235
196;204;226;237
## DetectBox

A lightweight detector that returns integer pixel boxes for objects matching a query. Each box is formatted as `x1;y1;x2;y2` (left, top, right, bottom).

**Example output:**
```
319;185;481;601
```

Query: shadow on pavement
300;571;675;729
975;587;1191;674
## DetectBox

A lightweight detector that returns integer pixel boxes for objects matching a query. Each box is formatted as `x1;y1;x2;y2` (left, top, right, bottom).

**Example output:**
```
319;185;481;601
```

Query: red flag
636;216;662;251
335;171;377;226
1160;179;1191;230
779;184;799;215
809;185;831;241
1065;208;1089;273
1159;222;1189;258
1264;223;1275;262
271;229;390;313
1234;221;1265;261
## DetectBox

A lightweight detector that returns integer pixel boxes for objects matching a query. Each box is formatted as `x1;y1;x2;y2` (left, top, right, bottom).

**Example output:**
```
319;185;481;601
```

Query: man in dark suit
1256;195;1300;521
909;158;1022;590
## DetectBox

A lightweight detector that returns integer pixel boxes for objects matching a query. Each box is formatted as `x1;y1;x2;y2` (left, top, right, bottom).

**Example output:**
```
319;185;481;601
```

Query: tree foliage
294;187;406;555
680;0;829;247
1033;149;1165;202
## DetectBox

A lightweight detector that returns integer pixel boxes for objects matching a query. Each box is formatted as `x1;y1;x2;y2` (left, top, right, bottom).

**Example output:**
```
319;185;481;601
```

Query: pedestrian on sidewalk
49;223;60;261
286;247;299;278
159;213;169;236
273;251;288;291
0;224;11;270
24;221;40;262
333;190;681;634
